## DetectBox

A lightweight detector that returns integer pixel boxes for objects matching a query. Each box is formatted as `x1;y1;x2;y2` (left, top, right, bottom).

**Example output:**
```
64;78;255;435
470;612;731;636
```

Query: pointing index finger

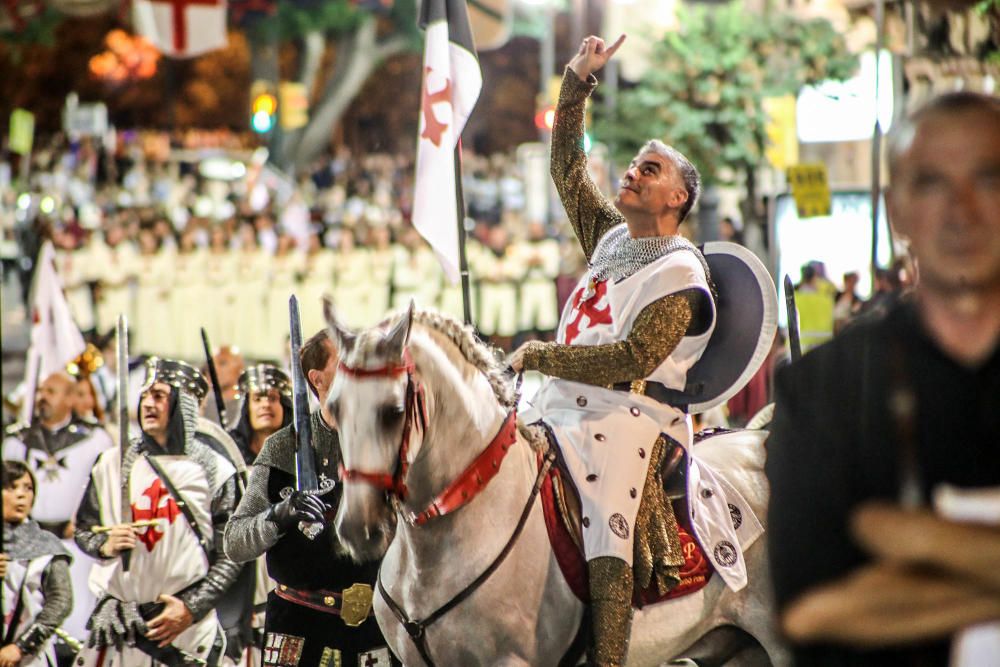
605;34;626;59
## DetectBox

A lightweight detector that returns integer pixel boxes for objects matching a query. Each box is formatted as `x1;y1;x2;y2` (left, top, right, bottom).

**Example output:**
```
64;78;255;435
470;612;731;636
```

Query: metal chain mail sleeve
223;463;281;564
521;292;695;386
551;69;625;261
14;557;72;656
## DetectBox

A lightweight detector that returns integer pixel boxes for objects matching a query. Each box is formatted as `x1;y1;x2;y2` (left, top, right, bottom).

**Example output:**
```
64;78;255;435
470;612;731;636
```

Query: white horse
324;303;787;666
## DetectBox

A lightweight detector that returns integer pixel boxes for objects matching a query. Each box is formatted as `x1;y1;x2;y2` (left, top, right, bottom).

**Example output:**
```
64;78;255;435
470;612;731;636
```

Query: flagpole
454;138;473;327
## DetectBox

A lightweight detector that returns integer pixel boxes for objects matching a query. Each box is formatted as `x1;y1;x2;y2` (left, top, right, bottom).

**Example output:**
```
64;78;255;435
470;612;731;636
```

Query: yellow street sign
763;95;797;171
10;109;34;156
787;163;831;218
279;82;309;130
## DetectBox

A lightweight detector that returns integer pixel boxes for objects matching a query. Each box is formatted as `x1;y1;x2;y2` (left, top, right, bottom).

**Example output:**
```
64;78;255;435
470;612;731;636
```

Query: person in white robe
3;372;113;647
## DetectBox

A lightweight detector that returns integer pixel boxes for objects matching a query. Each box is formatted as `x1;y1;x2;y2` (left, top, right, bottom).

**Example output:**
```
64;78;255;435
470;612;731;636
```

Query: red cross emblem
150;0;220;52
131;478;180;551
420;66;452;147
564;280;612;344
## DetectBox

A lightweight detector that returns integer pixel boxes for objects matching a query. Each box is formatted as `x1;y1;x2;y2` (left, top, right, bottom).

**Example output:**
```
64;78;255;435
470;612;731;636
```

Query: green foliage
594;1;857;184
0;7;62;61
259;0;420;42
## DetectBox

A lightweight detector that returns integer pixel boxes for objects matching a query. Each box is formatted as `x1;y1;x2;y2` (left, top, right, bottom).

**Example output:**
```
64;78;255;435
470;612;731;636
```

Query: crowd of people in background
0;132;914;437
792;257;911;352
1;134;590;369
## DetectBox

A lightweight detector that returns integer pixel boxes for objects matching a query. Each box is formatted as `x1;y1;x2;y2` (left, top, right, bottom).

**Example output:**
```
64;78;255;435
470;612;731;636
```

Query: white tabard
76;445;236;666
3;556;58;667
525;237;760;591
4;424;113;639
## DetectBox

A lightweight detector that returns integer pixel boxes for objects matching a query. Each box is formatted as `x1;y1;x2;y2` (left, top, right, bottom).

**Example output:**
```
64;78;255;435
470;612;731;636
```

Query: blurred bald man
4;371;114;647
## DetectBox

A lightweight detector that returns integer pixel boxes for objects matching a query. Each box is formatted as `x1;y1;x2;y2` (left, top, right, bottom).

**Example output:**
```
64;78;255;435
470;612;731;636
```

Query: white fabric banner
20;242;86;423
133;0;228;59
412;6;482;284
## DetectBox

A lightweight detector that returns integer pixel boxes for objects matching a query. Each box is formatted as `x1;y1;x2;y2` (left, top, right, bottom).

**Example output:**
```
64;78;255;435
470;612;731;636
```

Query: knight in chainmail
2;460;73;667
512;37;718;667
224;330;399;667
74;357;241;667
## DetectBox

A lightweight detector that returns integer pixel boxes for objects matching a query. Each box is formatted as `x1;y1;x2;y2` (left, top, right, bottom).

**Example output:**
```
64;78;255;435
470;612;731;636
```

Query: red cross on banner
134;0;227;58
152;0;218;51
420;66;452;148
564;280;612;344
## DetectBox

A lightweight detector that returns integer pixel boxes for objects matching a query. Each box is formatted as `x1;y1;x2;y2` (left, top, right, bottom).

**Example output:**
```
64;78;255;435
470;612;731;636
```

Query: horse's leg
721;542;790;667
668;625;768;667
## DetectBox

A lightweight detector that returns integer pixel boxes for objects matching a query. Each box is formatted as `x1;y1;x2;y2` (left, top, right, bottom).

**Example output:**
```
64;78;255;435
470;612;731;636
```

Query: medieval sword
201;328;228;431
116;314;132;571
783;275;802;363
288;295;324;539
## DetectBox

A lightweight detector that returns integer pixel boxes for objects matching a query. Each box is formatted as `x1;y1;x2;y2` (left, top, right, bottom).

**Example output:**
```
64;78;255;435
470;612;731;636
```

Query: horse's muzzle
335;489;394;563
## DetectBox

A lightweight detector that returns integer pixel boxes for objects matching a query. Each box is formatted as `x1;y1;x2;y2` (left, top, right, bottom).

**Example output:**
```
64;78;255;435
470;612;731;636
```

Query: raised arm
551;35;627;260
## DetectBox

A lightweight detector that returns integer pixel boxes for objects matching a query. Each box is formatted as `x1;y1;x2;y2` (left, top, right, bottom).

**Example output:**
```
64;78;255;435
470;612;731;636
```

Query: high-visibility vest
795;288;834;352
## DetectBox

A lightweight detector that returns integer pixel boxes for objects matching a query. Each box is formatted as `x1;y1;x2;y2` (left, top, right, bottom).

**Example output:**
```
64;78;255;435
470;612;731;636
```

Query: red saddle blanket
539;460;713;607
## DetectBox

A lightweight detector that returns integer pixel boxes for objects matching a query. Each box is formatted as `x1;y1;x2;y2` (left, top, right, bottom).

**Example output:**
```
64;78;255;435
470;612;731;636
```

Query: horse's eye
379;404;405;429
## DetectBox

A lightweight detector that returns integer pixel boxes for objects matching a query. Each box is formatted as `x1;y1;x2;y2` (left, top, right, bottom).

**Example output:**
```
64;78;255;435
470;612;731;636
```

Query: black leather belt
611;381;692;412
273;583;375;627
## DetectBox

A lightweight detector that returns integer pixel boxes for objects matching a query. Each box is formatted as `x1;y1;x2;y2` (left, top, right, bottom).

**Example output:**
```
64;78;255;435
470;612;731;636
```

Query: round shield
468;0;511;51
688;242;778;415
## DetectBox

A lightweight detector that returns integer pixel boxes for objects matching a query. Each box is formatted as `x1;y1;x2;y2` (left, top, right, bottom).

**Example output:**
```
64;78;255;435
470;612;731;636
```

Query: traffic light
534;105;555;132
250;80;277;134
279;82;308;130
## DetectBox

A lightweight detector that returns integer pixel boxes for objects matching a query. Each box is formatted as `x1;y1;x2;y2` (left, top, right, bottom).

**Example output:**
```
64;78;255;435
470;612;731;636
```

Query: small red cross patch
131;478;180;551
564;280;612;344
420;66;452;147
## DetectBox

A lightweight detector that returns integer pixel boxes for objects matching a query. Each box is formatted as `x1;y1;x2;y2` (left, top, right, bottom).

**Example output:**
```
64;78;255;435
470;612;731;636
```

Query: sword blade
201;328;228;431
783;275;802;362
116;314;132;571
288;295;319;492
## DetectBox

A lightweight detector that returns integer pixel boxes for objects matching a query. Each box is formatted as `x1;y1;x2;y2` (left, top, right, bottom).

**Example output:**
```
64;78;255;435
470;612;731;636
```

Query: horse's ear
382;301;414;358
322;295;356;355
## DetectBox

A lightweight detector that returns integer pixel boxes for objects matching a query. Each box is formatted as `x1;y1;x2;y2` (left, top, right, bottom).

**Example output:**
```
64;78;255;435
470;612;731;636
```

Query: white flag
21;242;86;423
412;0;483;283
133;0;228;59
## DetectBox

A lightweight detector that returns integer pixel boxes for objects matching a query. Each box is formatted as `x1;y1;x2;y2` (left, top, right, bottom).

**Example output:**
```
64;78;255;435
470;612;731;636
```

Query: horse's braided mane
409;309;516;409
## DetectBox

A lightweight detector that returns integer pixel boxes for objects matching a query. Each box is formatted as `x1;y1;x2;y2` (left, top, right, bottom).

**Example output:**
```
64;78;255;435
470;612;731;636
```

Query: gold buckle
629;379;647;395
340;583;373;627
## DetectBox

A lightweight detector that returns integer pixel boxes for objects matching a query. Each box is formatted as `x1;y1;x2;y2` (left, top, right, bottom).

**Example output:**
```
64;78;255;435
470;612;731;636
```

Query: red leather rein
337;349;518;525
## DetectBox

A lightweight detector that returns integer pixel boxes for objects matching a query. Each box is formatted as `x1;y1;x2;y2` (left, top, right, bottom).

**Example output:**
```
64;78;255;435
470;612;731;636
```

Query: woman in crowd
0;460;73;667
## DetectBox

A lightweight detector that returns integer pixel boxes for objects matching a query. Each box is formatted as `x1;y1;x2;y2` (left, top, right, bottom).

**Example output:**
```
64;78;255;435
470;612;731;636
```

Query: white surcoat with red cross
525;239;761;591
76;446;235;666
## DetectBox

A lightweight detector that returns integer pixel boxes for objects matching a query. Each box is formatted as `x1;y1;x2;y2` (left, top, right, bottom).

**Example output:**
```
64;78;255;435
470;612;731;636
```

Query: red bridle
337;349;427;501
336;347;519;525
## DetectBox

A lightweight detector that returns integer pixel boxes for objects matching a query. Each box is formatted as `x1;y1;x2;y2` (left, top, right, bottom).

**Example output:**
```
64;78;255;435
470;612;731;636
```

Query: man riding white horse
512;34;772;666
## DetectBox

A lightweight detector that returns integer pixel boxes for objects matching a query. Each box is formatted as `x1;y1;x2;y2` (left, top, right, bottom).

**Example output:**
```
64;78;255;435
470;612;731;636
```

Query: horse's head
324;299;424;561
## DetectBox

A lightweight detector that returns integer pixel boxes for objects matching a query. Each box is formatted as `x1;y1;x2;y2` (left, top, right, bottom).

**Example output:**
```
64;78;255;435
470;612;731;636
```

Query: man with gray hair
510;34;732;666
767;92;1000;664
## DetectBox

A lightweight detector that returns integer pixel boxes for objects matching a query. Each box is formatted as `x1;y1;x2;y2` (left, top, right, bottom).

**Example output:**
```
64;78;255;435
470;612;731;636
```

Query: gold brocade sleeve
550;69;625;261
521;291;696;386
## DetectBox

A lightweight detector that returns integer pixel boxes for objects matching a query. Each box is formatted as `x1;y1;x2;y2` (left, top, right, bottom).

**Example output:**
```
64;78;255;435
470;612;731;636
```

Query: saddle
539;432;713;607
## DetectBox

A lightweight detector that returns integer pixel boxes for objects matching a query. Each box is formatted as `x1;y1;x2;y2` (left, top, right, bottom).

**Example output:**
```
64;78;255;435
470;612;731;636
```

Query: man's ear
668;187;688;211
885;186;909;243
307;368;324;396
